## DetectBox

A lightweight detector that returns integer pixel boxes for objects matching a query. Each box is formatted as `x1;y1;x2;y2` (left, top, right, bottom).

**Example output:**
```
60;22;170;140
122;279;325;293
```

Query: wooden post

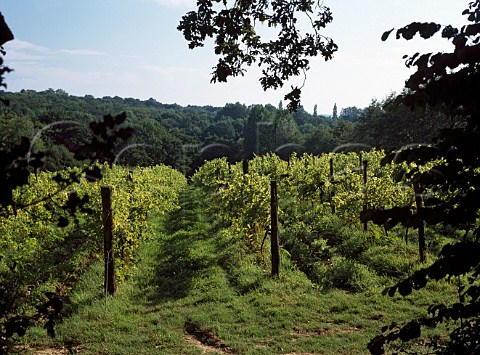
242;159;249;175
413;182;426;263
363;160;368;231
270;180;280;277
329;157;335;214
101;186;116;295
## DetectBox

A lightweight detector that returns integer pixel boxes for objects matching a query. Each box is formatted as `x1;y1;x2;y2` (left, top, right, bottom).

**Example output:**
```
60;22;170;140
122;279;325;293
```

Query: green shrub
334;229;373;260
326;256;379;292
314;217;351;247
360;243;417;279
309;261;331;289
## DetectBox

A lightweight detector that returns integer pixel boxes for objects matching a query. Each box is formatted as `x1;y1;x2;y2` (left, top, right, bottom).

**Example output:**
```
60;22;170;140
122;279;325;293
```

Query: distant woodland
0;89;451;174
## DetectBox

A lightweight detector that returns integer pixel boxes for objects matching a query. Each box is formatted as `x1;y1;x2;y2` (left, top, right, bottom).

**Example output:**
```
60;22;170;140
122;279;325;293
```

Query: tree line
0;89;451;175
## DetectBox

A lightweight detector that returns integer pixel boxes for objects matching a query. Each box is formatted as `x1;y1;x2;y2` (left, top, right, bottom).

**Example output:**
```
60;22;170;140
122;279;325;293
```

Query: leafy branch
178;0;337;111
367;1;480;353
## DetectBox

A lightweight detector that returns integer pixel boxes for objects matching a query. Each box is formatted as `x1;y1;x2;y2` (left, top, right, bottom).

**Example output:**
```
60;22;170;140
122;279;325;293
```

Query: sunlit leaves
192;150;415;252
0;164;186;349
1;164;187;282
0;111;134;220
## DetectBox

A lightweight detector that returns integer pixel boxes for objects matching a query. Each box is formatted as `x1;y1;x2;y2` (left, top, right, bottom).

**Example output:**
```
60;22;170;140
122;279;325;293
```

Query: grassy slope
21;188;454;354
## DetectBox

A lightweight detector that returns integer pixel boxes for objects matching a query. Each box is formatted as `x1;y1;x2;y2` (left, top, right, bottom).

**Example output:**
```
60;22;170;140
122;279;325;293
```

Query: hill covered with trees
0;89;450;174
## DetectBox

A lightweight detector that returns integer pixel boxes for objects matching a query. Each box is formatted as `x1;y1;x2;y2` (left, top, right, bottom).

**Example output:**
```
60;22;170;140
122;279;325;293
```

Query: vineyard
0;148;464;353
1;0;478;351
193;149;413;241
191;150;455;289
0;163;187;349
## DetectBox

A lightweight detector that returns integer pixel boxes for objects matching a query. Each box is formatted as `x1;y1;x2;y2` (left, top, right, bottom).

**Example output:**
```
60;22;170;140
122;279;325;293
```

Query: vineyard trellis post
270;180;280;277
242;159;249;175
362;159;368;231
413;182;426;263
329;157;335;214
101;185;116;295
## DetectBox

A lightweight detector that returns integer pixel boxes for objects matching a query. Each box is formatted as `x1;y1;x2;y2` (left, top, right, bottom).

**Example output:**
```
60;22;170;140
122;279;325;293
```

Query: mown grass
20;188;457;354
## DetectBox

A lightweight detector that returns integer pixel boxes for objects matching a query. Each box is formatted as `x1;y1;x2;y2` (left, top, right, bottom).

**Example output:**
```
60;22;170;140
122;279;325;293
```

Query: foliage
354;95;451;149
332;102;337;118
0;16;147;349
0;164;186;352
366;2;480;353
1;88;456;173
1;90;364;171
4;2;479;352
178;0;337;110
0;13;13;105
192;150;416;270
1;163;186;275
339;106;363;122
0;90;219;171
326;256;380;292
0;113;133;352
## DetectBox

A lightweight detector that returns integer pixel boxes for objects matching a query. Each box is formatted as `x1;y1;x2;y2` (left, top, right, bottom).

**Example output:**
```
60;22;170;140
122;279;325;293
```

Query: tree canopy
0;13;13;105
178;0;337;111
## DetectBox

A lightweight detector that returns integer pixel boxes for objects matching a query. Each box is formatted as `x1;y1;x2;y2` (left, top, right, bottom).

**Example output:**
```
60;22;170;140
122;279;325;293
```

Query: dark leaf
398;321;421;341
0;13;14;46
57;216;69;227
284;86;301;112
418;22;441;39
84;165;102;182
442;25;459;38
177;1;336;108
397;22;441;40
45;319;56;338
398;279;413;296
387;286;397;297
367;335;386;355
411;272;427;290
381;28;394;41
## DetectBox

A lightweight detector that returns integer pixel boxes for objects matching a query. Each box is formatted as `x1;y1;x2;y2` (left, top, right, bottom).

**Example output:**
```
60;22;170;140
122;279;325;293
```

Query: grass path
21;187;452;354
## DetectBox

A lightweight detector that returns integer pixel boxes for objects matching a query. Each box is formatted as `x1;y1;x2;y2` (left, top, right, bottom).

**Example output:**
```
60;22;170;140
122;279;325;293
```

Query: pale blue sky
0;0;467;114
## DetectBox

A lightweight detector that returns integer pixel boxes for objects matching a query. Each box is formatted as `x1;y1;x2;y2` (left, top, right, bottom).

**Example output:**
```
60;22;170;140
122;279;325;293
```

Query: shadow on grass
146;232;206;301
142;187;217;303
139;185;262;305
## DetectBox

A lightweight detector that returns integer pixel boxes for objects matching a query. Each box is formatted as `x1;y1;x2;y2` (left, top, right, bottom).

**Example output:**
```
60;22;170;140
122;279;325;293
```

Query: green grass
19;188;457;354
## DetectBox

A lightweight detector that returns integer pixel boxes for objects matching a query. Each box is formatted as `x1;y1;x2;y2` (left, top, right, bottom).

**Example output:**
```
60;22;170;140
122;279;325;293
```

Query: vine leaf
0;13;13;46
396;22;441;40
